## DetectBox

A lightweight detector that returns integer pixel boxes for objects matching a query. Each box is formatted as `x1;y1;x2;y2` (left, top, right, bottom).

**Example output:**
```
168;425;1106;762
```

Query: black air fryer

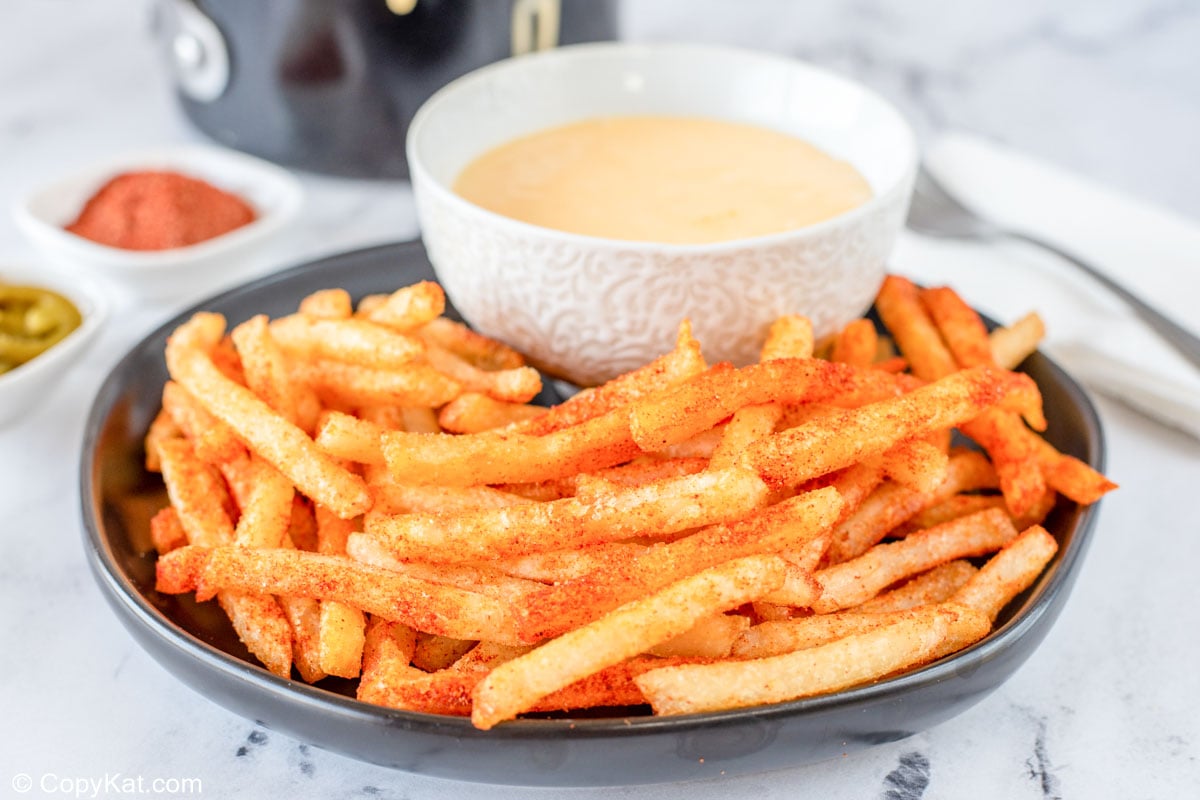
153;0;619;178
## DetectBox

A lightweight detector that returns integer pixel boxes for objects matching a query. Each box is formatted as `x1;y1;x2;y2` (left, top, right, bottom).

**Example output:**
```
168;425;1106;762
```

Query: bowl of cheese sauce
409;43;916;386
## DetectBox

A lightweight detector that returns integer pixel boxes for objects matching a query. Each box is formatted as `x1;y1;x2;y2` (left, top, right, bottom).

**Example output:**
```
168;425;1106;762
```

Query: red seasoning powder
65;170;257;250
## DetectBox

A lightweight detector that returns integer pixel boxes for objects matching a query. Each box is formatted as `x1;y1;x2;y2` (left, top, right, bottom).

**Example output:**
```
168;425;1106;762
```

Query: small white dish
12;145;303;301
408;42;917;386
0;262;108;428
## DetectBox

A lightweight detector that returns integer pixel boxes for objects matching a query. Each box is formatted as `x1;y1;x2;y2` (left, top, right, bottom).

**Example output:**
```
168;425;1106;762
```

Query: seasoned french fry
363;281;446;331
745;367;1030;490
471;555;787;729
629;359;908;451
438;392;548;434
315;411;387;465
415;316;526;371
878;438;950;494
423;343;543;404
292;358;461;409
365;467;771;562
232;314;305;426
853;560;979;614
830;317;880;369
143;407;180;472
298;288;353;320
789;508;1019;612
412;634;478;673
919;286;995;369
990;311;1045;370
149;506;188;554
515;320;705;434
165;313;371;519
161;380;245;465
875;275;958;381
710;404;783;471
381;404;640;487
157;440;293;677
759;314;814;361
270;315;424;369
648;613;751;659
951;525;1058;621
156;545;525;644
635;604;988;715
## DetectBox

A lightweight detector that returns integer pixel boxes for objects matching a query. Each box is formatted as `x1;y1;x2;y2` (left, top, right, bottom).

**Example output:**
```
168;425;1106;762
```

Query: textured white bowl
408;42;917;386
12;145;303;302
0;263;108;428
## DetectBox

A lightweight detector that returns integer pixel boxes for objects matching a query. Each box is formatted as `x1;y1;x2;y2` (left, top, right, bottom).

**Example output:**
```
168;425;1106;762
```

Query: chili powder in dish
65;171;257;250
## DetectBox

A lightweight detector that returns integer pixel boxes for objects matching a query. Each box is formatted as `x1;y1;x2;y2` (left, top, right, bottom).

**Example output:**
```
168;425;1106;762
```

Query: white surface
410;42;915;384
14;144;304;301
1;2;1198;799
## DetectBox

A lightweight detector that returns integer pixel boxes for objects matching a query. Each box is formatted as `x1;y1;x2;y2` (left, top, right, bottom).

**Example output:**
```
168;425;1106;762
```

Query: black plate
81;240;1106;787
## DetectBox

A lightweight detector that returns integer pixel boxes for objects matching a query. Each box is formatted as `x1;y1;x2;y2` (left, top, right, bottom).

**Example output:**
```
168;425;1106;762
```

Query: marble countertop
2;1;1198;798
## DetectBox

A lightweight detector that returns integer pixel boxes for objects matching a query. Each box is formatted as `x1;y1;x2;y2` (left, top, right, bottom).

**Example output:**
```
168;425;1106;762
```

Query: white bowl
408;42;917;386
0;263;108;428
12;145;303;301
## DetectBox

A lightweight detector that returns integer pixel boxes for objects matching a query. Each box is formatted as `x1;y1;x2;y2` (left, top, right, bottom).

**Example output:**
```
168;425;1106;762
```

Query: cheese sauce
453;115;873;244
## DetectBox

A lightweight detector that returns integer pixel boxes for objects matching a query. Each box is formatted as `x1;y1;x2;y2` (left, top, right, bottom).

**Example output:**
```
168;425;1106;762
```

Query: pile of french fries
148;275;1116;730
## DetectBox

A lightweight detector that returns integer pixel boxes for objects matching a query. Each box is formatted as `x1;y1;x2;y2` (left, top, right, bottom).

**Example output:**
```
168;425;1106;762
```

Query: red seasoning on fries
145;275;1115;729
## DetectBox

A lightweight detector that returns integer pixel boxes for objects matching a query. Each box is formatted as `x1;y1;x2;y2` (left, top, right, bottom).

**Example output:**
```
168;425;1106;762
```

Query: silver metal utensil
906;166;1200;372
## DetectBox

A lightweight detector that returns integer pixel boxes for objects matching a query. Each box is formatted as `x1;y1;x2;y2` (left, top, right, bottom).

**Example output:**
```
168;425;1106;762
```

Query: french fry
315;411;387;465
156;440;293;677
232;314;306;427
471;555;787;729
515;488;842;640
878;438;950;494
298;288;353;320
412;634;478;673
291;358;461;409
732;605;941;659
919;286;995;369
363;280;446;331
635;603;988;715
156;545;525;645
269;315;425;370
143;407;180;472
744;367;1030;490
709;403;784;471
415;316;526;371
514;320;705;435
165;313;371;519
438;392;548;434
853;560;979;614
365;467;771;563
830;318;879;368
648;613;751;659
990;311;1046;370
380;404;640;487
790;508;1019;612
951;525;1058;621
149;506;188;554
629;359;908;452
759;314;814;361
369;475;532;515
820;450;998;563
422;343;543;404
161;381;245;465
875;275;958;381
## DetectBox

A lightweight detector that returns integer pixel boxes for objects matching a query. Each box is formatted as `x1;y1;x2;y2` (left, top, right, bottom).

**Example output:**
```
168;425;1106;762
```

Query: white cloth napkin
892;132;1200;439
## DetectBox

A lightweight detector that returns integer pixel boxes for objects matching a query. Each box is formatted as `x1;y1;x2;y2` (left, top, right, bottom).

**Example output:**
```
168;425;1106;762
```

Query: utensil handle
1007;230;1200;372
